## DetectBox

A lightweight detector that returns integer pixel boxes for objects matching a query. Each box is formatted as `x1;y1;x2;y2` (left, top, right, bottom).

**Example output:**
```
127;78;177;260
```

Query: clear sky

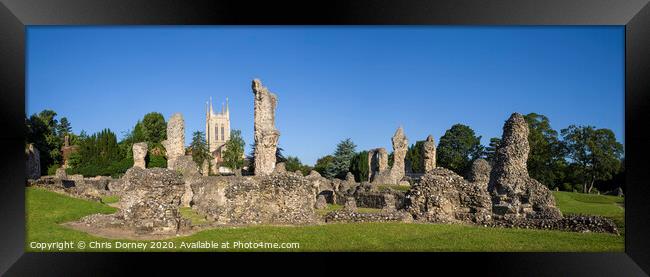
27;26;624;165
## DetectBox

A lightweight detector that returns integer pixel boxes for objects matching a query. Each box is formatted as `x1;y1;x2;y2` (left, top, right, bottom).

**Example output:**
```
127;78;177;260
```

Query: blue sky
27;26;624;165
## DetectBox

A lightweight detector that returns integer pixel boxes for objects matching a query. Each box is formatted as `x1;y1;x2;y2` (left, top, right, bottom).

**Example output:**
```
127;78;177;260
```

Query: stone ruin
252;79;280;176
371;127;408;185
79;167;190;235
25;144;40;180
488;113;562;220
315;194;327;209
132;142;147;169
162;113;186;170
26;77;619;237
274;162;286;173
343;197;357;212
367;147;388;182
406;167;493;224
467;158;491;186
190;172;317;225
422;135;436;172
60;135;79;169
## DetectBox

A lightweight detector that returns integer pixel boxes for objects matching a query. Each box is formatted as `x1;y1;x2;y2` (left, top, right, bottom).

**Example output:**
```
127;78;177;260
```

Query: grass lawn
26;187;623;252
552;191;625;234
100;195;120;204
377;184;410;192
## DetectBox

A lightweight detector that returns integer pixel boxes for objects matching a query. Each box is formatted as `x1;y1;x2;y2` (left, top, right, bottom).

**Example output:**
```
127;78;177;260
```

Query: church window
221;126;225;141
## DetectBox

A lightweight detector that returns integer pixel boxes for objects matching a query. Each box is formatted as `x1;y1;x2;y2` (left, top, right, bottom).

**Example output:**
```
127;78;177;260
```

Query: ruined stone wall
191;172;317;225
353;191;406;210
467;158;491;185
406;167;492;224
252;79;280;176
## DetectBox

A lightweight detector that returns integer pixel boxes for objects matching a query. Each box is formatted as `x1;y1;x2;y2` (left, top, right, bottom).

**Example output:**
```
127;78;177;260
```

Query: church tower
205;97;231;165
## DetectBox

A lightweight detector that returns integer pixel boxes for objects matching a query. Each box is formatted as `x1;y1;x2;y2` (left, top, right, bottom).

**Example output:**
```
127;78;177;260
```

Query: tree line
309;112;624;193
26;110;623;193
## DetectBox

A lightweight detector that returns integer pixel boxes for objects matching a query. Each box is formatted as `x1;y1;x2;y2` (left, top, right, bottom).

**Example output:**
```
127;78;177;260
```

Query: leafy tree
26;110;64;175
437;124;484;175
141;112;167;144
146;154;167;168
284;156;312;175
349;150;369;182
405;141;425;173
524;113;567;188
484;137;501;164
314;155;335;178
222;130;245;170
67;128;129;177
332;138;357;178
57;117;72;140
561;125;624;193
190;131;212;167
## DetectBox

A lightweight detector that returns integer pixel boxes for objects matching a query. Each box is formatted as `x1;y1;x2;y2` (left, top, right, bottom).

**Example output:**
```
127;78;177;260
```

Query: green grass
377;184;410;192
316;204;383;216
179;207;208;226
553;191;625;234
100;195;120;204
26;187;623;252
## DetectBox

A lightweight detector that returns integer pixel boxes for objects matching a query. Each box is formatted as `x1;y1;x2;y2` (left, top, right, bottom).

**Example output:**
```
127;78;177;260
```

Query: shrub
47;163;60;176
147;154;167;168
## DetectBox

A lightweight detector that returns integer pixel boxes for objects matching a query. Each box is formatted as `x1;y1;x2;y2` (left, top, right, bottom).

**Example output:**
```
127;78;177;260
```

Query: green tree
484;137;501;164
524;113;567;188
284;156;312;175
190;131;212;168
26;110;64;175
68;128;129;177
332;138;357;178
405;141;425;173
141;112;167;144
57;117;72;140
349;150;369;182
437;124;483;175
561;125;624;193
314;155;335;178
222;130;245;170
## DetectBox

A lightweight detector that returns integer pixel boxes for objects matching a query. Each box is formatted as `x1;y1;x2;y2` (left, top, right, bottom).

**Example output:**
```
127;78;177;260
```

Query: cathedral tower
205;97;231;165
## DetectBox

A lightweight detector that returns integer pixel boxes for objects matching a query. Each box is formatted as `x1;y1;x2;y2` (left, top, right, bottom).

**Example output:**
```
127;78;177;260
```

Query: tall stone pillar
132;142;148;169
25;144;41;180
162;113;185;169
252;79;280;176
368;148;388;182
422;135;436;172
389;127;408;182
488;113;562;219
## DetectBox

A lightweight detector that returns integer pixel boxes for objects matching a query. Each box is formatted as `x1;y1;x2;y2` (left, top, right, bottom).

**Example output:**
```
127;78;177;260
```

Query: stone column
201;159;209;176
488;113;561;219
252;79;280;176
368;148;388;182
389;127;408;183
162;113;185;169
422;135;436;172
25;144;41;180
132;142;148;169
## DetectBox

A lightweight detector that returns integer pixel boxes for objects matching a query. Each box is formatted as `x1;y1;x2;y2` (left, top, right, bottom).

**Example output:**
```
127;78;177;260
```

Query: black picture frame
1;0;649;275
